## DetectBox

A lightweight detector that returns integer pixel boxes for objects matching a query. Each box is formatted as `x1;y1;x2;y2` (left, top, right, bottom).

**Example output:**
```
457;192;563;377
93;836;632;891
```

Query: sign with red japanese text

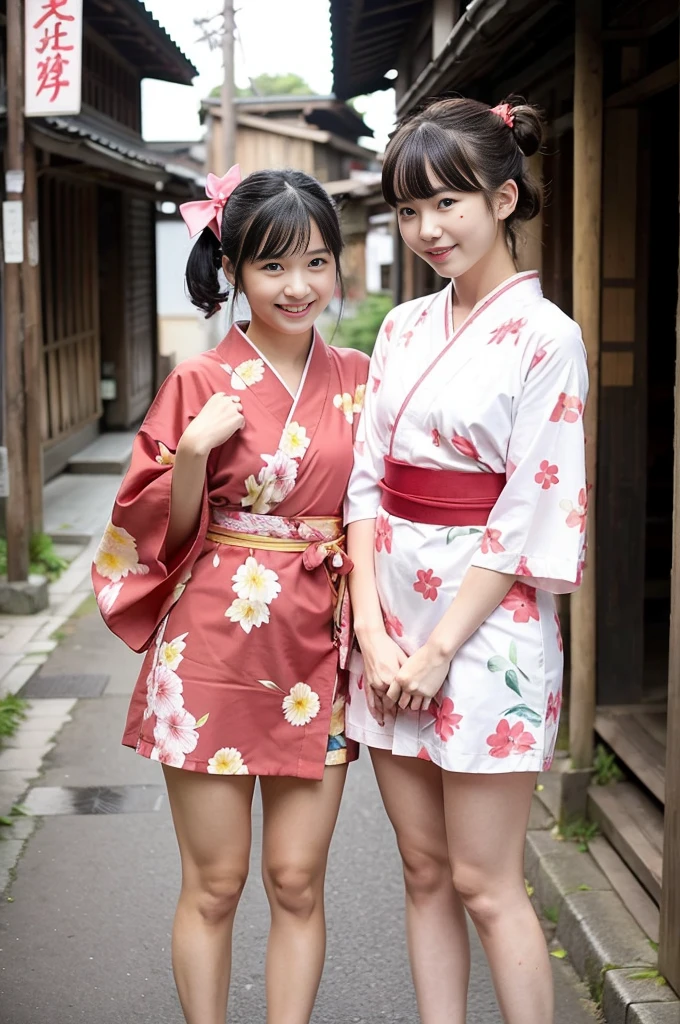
25;0;83;118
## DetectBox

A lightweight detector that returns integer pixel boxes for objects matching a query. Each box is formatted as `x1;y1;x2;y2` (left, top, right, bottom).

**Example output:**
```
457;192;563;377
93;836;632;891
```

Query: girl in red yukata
345;99;588;1024
92;167;368;1024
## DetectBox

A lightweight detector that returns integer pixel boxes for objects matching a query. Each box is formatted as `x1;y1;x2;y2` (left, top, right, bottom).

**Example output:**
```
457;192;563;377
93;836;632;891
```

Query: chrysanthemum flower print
282;682;321;726
232;556;281;604
97;581;123;615
230;358;265;390
279;421;310;459
94;521;150;583
207;747;249;774
225;598;270;633
158;632;188;671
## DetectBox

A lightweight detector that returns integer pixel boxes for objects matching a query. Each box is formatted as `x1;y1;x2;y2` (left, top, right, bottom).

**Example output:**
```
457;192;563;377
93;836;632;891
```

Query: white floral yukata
344;271;589;773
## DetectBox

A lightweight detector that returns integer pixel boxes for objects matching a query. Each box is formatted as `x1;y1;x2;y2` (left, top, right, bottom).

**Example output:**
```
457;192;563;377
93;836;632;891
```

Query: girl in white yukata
345;97;588;1024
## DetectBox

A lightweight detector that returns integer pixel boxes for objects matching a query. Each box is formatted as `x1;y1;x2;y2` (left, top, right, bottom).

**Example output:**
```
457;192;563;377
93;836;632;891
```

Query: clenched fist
179;392;245;457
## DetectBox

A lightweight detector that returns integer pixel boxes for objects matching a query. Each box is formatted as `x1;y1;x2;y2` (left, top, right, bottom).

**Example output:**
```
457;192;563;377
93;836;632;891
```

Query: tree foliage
211;73;315;99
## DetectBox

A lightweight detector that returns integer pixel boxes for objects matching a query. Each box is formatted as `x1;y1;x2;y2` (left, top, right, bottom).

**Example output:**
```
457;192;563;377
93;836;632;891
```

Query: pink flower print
451;432;481;462
383;319;394;342
153;706;199;759
546;689;562;725
371;375;381;393
530;346;547;371
384;612;404;638
516;556;533;577
413;568;442;601
543;755;554;771
432;428;441;447
535;460;559;490
575;556;586;586
550;392;584;423
501;582;539;623
354;439;365;456
402;330;414;347
415;307;429;328
417;746;432;761
555;612;563;651
145;664;184;721
488;318;527;346
506;459;517;480
375;512;393;554
481;528;505;554
563;488;588;532
486;718;536;758
431;698;463;741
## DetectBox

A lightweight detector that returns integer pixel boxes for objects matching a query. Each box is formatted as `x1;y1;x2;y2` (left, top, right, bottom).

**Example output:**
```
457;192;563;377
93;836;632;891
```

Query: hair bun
506;98;543;157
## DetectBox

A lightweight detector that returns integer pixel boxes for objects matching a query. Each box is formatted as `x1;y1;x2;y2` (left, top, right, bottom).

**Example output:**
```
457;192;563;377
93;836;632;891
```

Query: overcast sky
141;0;396;150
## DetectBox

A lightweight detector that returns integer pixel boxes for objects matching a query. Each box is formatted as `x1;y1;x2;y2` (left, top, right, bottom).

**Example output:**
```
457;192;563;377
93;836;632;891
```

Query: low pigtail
185;228;229;319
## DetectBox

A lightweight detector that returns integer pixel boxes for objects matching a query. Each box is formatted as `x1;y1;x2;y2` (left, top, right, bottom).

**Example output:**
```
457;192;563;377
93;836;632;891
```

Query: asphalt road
0;610;599;1023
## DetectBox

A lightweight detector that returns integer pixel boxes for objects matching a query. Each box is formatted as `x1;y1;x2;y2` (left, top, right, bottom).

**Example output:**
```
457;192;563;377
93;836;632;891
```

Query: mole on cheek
459;215;464;219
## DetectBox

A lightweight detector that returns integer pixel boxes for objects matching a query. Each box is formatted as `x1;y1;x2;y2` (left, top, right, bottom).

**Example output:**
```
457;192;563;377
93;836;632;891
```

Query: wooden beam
569;0;603;770
3;0;29;580
606;61;678;108
658;18;680;994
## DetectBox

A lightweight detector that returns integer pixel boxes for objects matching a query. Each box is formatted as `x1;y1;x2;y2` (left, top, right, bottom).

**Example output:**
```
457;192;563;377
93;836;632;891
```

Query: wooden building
0;0;202;516
331;0;680;995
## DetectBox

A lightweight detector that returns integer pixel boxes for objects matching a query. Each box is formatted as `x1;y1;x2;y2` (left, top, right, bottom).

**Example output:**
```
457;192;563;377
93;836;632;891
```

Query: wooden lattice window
82;35;141;133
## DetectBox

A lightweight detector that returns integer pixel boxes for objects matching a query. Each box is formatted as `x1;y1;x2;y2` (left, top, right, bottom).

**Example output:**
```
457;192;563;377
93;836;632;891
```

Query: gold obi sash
206;511;353;666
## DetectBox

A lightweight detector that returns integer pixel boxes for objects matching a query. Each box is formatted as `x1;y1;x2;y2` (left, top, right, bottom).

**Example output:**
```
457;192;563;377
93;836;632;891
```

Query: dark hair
186;169;344;318
382;96;543;259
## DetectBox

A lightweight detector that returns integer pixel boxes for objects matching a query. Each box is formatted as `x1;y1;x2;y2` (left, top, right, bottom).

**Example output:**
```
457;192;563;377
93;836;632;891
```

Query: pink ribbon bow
179;165;241;240
490;103;514;128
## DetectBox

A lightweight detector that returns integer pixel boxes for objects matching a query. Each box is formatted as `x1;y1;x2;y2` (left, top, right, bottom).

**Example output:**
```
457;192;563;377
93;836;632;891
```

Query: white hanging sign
25;0;83;118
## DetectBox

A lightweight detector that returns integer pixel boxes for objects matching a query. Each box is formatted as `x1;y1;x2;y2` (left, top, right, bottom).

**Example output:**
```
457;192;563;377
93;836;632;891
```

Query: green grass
592;743;625;786
0;694;28;739
0;533;69;582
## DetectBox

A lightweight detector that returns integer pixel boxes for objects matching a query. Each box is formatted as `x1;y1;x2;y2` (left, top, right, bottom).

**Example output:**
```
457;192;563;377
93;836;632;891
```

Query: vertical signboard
25;0;84;118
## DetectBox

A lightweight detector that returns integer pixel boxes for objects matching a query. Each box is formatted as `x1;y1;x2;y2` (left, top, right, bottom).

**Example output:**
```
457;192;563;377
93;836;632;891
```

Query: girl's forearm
428;566;517;658
165;437;209;561
347;519;385;637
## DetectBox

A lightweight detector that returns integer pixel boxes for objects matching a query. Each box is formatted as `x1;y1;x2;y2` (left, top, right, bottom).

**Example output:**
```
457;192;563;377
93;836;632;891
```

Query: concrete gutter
526;774;680;1024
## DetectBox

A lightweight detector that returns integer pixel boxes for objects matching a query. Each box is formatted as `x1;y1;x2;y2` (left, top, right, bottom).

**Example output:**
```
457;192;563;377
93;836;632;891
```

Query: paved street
0;608;599;1024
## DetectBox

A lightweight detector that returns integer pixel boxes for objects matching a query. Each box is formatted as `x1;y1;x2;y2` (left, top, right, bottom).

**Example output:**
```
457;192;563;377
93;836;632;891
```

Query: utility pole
3;0;30;581
222;0;236;168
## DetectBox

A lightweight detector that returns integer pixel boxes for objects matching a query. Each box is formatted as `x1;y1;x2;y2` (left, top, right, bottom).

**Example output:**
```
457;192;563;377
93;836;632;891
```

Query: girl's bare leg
443;771;552;1024
260;764;347;1024
371;749;470;1024
163;765;256;1024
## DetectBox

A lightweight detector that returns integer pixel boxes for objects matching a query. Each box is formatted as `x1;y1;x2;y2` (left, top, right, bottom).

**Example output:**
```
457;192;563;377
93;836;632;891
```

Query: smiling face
395;167;518;280
226;220;337;336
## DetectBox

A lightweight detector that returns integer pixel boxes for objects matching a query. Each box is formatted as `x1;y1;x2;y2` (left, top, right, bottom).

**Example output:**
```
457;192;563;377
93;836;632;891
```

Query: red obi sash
380;456;506;527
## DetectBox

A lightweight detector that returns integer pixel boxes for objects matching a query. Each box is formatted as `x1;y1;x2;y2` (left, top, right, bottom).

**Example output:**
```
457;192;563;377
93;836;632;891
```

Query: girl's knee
188;865;249;926
451;865;518;926
400;844;451;900
264;863;320;919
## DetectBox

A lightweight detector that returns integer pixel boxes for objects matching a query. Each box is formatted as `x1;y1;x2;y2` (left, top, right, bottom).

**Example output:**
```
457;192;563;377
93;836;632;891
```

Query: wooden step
588;836;660;942
587;782;663;903
67;431;135;475
595;708;666;803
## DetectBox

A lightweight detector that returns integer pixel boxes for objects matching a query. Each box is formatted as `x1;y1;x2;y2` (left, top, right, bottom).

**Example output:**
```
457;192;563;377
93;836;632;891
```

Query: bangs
382;121;485;206
240;188;338;264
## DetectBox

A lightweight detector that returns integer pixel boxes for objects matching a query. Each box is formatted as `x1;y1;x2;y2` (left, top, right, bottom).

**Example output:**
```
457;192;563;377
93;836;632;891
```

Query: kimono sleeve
92;367;211;652
469;326;589;593
344;314;393;525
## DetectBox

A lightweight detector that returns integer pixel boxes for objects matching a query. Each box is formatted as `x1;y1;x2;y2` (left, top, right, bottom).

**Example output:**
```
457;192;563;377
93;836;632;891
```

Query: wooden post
221;0;236;168
3;0;29;579
569;0;603;769
22;135;43;535
658;25;680;994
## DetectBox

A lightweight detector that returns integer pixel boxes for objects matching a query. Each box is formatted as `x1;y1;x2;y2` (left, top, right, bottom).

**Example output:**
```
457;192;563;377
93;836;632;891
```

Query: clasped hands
359;628;453;725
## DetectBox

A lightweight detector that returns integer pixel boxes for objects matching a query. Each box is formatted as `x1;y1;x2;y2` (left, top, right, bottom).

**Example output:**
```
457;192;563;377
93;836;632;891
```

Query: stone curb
525;809;680;1024
0;536;99;892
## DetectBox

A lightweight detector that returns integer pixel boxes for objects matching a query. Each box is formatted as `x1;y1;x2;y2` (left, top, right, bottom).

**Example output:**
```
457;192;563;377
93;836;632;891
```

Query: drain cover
24;784;166;816
18;674;109;699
